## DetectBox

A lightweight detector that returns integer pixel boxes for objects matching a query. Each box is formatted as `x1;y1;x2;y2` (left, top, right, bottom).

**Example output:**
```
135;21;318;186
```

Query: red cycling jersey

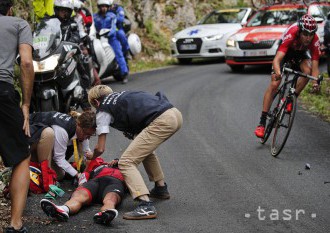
278;23;320;61
82;158;124;181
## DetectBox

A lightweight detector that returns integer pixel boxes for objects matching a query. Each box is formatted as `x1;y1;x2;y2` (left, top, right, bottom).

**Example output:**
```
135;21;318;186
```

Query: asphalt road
25;60;330;233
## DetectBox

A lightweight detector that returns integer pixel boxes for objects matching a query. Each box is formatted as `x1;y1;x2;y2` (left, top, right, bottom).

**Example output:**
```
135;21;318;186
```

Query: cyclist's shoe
40;199;69;222
254;125;265;138
149;183;170;199
123;201;157;220
93;209;118;225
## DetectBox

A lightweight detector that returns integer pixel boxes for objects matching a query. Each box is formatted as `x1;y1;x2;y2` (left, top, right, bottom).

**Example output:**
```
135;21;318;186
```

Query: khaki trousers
30;127;54;166
118;107;183;199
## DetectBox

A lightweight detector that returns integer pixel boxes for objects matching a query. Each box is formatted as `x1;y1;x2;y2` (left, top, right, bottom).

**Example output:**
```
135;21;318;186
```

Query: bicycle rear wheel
271;95;297;157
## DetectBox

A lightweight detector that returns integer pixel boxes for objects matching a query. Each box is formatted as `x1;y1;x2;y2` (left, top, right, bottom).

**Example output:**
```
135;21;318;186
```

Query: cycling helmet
298;14;318;34
97;0;110;6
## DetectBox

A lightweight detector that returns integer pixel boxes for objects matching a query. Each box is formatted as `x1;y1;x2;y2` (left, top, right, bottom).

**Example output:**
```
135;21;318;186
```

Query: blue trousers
116;29;130;55
108;35;128;76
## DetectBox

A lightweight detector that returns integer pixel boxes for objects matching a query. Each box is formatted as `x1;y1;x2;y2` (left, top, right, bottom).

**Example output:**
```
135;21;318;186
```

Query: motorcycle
89;18;142;81
32;18;85;113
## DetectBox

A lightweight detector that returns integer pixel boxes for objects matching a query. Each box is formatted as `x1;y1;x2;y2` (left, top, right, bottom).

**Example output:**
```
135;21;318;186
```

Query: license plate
244;50;267;56
180;44;197;50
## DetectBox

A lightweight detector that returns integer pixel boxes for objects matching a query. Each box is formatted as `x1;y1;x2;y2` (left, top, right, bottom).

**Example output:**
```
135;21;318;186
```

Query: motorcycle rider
73;0;101;86
108;0;130;59
73;0;93;34
53;0;91;110
94;0;129;84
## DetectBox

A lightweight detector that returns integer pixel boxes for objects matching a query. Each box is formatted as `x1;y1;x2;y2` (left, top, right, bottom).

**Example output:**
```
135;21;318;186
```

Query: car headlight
33;54;60;73
226;38;236;47
171;37;178;43
204;34;224;41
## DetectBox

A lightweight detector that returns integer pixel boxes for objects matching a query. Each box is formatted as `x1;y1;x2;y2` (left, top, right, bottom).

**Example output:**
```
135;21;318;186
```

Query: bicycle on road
260;63;323;157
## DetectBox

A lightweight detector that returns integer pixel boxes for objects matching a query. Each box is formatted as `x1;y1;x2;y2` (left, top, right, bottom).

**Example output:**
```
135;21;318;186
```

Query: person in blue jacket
93;0;128;84
108;0;130;58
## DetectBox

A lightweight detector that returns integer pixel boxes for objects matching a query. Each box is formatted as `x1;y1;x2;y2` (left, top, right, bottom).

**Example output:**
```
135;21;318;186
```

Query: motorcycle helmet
298;14;317;34
128;33;142;55
54;0;74;22
97;0;111;6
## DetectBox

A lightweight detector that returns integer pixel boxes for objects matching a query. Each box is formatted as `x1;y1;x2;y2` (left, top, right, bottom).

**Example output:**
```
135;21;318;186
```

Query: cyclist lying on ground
40;157;125;225
255;14;321;138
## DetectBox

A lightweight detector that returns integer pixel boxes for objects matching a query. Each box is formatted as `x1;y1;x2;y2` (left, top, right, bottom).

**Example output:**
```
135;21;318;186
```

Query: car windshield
33;18;62;61
247;8;307;27
199;9;248;24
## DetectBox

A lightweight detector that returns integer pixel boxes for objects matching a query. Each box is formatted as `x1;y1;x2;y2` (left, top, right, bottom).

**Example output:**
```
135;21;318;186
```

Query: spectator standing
0;0;34;232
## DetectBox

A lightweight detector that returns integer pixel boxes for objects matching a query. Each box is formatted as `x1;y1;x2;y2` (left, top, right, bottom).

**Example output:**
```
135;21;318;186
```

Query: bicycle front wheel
260;89;282;144
271;95;297;157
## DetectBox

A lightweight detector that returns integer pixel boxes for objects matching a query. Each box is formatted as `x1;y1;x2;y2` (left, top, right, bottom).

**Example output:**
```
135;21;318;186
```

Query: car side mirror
241;22;247;27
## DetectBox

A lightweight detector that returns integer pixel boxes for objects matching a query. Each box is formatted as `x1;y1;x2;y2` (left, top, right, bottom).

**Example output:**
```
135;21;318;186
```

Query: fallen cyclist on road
40;157;125;225
255;14;321;138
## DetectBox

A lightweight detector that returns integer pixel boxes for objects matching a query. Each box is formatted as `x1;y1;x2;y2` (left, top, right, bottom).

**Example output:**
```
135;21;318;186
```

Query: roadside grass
300;75;330;122
128;57;176;73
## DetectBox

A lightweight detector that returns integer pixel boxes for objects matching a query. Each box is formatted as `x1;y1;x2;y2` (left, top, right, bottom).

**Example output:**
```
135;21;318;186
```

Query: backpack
29;160;58;194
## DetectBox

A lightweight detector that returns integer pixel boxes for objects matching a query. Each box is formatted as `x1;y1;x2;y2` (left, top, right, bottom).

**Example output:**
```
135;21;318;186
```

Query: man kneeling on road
40;158;125;225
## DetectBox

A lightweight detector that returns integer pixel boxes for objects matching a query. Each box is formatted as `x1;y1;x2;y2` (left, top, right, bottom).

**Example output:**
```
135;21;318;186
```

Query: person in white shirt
29;111;96;180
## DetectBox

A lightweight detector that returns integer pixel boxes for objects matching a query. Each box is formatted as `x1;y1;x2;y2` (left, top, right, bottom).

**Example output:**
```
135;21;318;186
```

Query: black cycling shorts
272;48;311;74
0;81;30;167
80;176;125;204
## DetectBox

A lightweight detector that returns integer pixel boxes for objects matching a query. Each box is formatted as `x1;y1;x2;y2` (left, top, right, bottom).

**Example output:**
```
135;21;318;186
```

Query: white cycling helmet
97;0;110;6
54;0;74;10
128;33;142;55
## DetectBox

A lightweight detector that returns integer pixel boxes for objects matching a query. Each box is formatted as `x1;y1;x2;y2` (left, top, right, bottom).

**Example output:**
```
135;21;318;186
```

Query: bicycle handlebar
283;67;323;84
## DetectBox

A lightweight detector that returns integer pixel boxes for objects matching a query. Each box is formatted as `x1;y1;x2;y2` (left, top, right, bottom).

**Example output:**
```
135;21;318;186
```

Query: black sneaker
149;183;170;199
122;75;128;84
4;226;28;233
93;209;118;225
40;199;69;222
123;201;157;220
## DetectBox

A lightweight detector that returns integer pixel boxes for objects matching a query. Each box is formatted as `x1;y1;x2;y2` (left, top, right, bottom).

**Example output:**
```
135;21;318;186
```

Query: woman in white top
29;111;96;180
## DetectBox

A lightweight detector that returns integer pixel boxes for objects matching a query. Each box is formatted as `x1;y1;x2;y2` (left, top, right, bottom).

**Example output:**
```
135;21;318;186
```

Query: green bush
300;75;330;121
165;5;176;17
